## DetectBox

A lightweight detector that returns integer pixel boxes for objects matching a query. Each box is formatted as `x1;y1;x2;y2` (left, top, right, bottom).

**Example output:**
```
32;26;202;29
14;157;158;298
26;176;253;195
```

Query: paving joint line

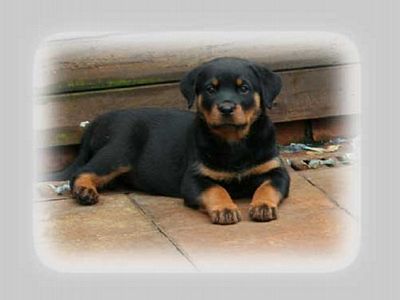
299;173;355;219
129;195;199;271
34;190;132;203
35;197;71;202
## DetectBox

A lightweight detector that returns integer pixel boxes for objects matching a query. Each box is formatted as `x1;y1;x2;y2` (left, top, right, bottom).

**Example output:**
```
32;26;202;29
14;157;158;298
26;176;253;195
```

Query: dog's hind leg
70;145;132;205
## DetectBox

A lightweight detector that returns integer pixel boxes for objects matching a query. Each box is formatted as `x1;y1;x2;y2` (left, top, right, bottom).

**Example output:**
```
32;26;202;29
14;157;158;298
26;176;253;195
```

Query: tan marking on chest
197;158;281;182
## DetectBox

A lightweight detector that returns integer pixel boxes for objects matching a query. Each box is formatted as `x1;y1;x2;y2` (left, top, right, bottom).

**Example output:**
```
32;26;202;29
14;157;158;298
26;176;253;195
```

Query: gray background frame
0;0;398;299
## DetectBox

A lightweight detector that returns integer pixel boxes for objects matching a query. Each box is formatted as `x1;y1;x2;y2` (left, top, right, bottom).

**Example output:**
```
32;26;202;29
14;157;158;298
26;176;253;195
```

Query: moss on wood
43;76;179;95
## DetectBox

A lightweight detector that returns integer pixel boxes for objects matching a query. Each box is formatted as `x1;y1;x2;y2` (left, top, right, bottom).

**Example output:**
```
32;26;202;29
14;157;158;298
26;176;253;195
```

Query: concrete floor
34;160;359;273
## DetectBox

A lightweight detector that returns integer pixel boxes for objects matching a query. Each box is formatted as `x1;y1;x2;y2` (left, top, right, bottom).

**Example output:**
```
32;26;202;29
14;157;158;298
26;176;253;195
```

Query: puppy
53;57;290;225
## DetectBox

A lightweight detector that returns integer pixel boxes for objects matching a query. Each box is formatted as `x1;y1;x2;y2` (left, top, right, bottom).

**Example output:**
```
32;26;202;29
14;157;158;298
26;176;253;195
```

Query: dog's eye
206;85;216;95
239;84;250;94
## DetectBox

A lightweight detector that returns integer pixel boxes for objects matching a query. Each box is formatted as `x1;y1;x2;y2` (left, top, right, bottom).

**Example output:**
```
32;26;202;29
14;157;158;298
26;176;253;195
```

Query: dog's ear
179;66;202;109
250;64;282;109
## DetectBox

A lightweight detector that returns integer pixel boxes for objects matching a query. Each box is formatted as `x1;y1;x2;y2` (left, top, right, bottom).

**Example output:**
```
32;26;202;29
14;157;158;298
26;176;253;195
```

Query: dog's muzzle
217;101;237;115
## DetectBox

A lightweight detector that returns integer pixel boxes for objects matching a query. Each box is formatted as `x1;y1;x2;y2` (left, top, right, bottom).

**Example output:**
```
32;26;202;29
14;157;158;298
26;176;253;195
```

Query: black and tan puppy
52;57;290;225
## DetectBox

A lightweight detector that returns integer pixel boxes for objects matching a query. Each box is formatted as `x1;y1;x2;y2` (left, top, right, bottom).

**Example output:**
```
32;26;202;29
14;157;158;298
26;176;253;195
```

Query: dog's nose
217;101;237;115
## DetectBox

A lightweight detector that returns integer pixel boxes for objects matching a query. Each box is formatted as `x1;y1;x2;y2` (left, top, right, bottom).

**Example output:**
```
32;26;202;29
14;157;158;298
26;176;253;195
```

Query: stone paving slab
299;166;359;218
35;181;72;201
34;180;130;201
34;193;196;272
34;166;359;272
130;171;358;272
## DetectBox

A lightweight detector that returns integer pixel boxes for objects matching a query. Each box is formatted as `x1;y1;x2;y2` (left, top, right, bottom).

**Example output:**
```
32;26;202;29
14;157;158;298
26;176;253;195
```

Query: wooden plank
35;64;360;147
311;115;360;141
35;127;84;149
270;64;360;122
34;83;186;132
35;32;359;94
35;144;79;173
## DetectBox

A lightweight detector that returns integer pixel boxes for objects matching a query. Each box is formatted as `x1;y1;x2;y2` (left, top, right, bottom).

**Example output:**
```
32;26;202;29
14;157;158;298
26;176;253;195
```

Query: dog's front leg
181;174;241;225
249;167;290;222
201;185;242;225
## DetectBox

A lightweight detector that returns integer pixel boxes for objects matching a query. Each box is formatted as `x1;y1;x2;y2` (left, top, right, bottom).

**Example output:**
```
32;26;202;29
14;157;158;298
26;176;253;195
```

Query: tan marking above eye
200;185;237;211
236;78;243;86
211;78;219;87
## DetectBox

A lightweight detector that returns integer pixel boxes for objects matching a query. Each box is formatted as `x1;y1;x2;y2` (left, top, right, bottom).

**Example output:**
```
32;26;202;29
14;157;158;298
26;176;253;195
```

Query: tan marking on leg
73;166;131;205
75;166;131;188
201;185;241;225
74;173;97;191
249;180;281;222
92;166;131;187
251;180;281;207
73;173;100;205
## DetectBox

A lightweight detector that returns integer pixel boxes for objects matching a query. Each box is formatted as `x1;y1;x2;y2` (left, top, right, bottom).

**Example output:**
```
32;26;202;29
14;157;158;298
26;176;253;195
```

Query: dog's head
180;57;281;141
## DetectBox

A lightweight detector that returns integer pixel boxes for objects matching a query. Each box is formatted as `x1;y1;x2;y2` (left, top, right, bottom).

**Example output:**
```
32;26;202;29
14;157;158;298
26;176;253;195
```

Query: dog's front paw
72;186;99;205
209;207;242;225
249;204;278;222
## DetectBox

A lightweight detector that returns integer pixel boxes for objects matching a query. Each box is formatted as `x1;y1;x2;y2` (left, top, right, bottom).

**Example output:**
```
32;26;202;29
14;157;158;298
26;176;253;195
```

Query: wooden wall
34;32;360;171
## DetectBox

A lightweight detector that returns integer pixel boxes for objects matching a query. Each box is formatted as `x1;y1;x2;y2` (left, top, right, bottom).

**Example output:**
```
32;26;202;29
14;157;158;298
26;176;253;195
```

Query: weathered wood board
35;32;359;94
35;64;360;147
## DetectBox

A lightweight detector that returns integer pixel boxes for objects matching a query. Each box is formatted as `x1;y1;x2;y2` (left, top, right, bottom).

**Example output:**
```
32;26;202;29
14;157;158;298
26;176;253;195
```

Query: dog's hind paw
72;186;99;205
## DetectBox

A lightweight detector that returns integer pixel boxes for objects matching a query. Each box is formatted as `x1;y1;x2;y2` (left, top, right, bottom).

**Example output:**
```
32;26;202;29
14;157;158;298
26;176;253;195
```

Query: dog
51;57;290;225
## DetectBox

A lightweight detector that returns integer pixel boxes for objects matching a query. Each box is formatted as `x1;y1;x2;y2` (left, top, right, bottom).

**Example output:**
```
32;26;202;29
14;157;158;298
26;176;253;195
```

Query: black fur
48;57;290;216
